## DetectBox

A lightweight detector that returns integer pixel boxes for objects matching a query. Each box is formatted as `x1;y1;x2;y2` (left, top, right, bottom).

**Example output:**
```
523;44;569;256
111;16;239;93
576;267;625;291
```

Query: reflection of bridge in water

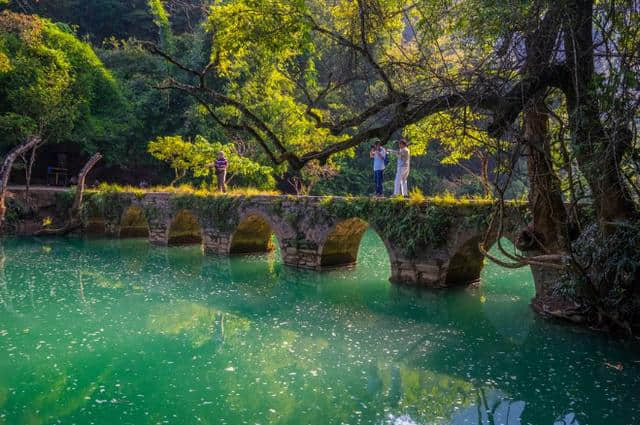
69;190;537;292
101;238;585;425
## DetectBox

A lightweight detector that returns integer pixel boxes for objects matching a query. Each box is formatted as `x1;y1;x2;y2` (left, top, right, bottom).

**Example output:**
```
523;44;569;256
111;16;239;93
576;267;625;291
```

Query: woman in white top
389;139;411;197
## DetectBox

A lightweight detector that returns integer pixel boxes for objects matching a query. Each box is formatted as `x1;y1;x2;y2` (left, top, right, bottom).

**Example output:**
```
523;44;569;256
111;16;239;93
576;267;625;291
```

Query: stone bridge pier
88;192;550;297
290;202;524;289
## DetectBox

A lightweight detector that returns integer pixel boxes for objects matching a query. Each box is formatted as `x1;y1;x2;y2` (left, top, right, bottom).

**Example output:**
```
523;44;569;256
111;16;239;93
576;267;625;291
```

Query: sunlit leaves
200;0;518;171
0;11;123;150
148;0;173;50
207;0;312;79
148;135;276;188
404;107;493;163
0;39;10;72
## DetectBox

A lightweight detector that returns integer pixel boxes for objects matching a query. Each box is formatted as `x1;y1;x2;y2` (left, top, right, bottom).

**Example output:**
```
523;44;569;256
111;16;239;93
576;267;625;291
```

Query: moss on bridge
11;186;526;261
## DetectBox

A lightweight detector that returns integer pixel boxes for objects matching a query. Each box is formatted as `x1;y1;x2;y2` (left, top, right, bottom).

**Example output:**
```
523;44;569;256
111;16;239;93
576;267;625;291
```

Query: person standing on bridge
369;140;387;196
388;139;411;197
213;151;228;193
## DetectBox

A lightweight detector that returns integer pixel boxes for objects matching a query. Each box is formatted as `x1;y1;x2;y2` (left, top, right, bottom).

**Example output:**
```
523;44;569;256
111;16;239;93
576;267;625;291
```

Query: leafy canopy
148;135;275;189
195;0;534;170
0;11;124;151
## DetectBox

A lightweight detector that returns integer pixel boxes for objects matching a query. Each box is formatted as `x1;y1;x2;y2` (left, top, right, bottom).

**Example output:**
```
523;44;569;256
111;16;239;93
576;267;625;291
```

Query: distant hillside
1;0;208;42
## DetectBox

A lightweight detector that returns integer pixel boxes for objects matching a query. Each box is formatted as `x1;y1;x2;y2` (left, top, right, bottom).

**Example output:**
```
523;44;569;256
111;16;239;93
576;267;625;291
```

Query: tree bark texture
0;135;41;227
563;0;636;228
521;100;570;253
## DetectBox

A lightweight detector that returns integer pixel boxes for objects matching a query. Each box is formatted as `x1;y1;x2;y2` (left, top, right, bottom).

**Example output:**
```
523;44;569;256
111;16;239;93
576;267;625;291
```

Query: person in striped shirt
213;151;228;193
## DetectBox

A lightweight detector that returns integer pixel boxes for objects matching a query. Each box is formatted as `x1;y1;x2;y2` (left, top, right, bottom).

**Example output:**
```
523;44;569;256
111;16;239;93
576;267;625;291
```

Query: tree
94;1;223;182
148;135;275;189
0;11;124;191
148;0;640;331
404;108;500;197
0;135;39;226
1;0;211;42
148;135;196;186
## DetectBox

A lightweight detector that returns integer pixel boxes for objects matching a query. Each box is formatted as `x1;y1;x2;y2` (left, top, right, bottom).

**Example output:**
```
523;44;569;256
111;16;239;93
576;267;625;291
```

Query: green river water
0;232;638;425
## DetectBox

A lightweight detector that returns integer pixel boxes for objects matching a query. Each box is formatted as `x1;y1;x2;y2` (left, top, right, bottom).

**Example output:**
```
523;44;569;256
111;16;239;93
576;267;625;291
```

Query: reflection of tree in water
0;245;13;314
75;270;94;317
146;301;247;349
213;311;225;353
553;412;580;425
448;388;577;425
480;290;534;346
7;362;114;425
450;388;525;424
373;360;477;421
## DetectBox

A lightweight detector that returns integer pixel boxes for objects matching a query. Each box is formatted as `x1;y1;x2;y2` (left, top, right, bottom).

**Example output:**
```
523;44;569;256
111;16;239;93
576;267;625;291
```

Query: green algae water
0;232;639;425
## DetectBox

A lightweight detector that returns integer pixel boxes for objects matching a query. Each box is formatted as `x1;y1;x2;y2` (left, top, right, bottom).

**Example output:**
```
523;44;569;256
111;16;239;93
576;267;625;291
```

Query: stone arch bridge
77;191;538;293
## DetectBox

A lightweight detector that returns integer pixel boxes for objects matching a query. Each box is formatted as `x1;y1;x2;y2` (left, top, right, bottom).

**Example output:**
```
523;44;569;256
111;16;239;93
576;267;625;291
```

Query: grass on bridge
79;183;526;207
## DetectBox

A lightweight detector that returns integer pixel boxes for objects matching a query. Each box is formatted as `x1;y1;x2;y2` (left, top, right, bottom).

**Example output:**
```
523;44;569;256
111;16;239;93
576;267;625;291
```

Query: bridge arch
119;205;149;238
168;209;203;246
444;233;518;286
229;211;283;254
318;218;395;269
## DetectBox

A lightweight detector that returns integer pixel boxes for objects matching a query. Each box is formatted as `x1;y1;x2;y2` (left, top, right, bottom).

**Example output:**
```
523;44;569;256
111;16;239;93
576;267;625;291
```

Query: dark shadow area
229;214;276;254
168;210;202;245
320;217;370;267
445;235;485;286
119;206;149;238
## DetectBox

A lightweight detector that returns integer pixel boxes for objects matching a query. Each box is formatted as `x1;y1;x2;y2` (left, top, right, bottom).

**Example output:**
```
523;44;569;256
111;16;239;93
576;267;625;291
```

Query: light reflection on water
0;232;638;425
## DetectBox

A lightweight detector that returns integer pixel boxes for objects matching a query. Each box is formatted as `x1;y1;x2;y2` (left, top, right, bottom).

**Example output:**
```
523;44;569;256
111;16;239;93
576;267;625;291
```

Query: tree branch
147;38;567;171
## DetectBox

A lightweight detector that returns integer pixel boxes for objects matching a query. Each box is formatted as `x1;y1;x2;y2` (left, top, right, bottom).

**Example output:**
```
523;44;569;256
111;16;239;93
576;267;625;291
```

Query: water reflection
0;234;637;425
554;413;580;425
450;389;525;424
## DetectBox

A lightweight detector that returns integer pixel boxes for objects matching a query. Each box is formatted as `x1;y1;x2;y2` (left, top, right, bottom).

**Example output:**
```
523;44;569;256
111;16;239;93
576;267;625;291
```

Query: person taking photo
369;140;387;196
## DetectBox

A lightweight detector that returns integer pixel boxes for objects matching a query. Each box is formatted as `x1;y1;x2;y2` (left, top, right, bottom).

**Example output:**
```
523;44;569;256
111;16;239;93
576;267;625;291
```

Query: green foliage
404;108;494;164
148;135;276;189
90;182;279;198
316;196;452;257
0;11;125;154
96;18;223;179
0;0;174;42
557;223;640;332
148;135;198;185
3;196;30;225
148;0;173;50
54;189;76;218
205;0;353;167
408;187;426;203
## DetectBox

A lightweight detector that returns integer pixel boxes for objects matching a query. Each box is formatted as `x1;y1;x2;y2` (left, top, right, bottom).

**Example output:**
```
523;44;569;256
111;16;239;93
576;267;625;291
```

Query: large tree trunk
37;153;103;236
546;0;640;333
511;2;569;255
25;145;37;198
521;99;570;253
563;0;636;229
0;135;41;227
